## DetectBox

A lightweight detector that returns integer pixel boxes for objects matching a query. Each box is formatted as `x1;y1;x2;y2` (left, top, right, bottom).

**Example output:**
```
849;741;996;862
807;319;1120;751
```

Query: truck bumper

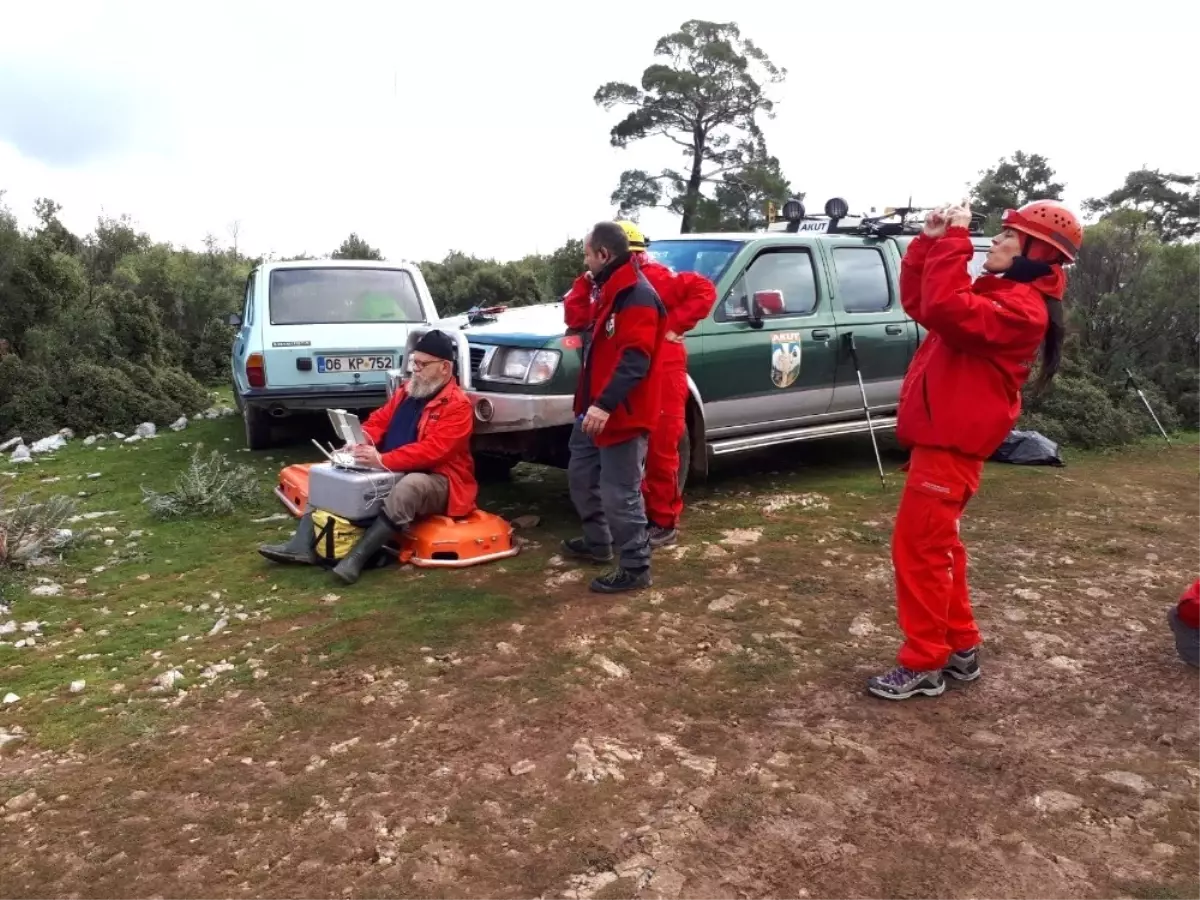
242;384;389;412
465;391;575;433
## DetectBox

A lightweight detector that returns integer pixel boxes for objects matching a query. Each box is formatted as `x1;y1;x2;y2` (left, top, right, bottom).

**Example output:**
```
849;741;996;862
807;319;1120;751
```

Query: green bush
1021;376;1138;448
153;367;210;414
0;357;61;439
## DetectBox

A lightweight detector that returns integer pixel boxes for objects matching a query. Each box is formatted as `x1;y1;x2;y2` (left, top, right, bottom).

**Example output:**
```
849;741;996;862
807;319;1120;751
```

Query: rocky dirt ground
1;418;1197;899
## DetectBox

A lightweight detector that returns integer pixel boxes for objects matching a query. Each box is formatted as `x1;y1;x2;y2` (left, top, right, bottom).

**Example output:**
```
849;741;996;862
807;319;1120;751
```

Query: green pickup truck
436;201;990;485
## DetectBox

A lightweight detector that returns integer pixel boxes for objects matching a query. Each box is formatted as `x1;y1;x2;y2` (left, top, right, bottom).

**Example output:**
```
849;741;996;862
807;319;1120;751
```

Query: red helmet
1001;201;1083;262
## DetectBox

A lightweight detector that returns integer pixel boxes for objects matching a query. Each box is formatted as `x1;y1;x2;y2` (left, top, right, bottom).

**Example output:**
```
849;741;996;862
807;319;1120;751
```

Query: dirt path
2;443;1197;899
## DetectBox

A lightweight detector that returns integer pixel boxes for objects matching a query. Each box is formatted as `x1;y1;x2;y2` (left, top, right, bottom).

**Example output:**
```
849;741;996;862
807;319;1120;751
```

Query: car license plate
316;355;394;374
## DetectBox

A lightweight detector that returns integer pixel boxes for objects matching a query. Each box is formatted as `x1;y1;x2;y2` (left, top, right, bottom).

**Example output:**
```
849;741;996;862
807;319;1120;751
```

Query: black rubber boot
331;518;394;585
258;512;318;565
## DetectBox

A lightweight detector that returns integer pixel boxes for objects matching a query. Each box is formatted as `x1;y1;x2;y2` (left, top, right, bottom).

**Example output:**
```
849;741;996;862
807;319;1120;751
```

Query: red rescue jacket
565;254;715;370
1178;580;1200;630
361;379;478;517
573;255;667;447
897;227;1053;460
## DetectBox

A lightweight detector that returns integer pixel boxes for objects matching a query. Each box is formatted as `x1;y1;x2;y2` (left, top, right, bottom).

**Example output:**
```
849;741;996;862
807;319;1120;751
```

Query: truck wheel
474;453;518;482
243;405;274;451
677;425;691;494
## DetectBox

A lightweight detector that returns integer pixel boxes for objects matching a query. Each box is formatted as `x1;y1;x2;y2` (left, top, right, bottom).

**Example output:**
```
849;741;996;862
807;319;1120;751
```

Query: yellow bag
310;509;393;569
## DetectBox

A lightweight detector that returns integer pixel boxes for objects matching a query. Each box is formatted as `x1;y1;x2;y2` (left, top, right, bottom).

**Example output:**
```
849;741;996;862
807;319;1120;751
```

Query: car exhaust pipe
268;405;288;419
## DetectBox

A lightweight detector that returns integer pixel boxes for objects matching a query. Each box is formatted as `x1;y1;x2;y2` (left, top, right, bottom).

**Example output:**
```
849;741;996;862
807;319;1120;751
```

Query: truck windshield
269;267;425;326
647;240;743;282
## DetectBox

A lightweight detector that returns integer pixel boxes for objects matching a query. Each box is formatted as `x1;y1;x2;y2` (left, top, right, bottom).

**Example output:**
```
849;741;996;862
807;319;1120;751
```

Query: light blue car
229;259;439;449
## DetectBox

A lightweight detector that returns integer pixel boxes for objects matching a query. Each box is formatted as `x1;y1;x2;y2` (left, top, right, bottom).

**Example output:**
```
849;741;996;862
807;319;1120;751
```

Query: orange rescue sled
274;462;519;568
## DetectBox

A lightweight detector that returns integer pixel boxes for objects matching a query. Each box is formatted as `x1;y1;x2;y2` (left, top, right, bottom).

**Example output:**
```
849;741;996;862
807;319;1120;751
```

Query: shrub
0;356;61;440
0;488;79;569
142;448;260;519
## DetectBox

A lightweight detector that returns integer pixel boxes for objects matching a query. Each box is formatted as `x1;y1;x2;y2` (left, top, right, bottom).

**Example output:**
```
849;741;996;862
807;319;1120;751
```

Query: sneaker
648;524;678;549
590;567;652;594
943;647;981;682
561;537;613;564
866;666;945;701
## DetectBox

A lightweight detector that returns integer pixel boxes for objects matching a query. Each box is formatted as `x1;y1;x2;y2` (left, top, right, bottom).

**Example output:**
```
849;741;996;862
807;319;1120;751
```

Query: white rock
1101;771;1152;794
2;693;19;705
218;407;235;418
208;617;228;637
590;654;629;678
1033;790;1083;813
30;582;62;597
10;445;31;463
0;621;16;635
848;613;879;637
124;434;142;444
58;428;74;440
69;680;86;693
721;527;762;546
83;436;98;446
30;434;66;454
169;416;188;432
20;621;40;633
707;593;740;613
86;472;101;479
134;422;157;439
112;432;126;440
0;437;22;452
509;759;536;776
153;669;184;690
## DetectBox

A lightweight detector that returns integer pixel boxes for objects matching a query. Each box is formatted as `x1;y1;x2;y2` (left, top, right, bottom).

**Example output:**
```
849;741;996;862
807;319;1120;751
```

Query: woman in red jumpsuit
867;199;1084;700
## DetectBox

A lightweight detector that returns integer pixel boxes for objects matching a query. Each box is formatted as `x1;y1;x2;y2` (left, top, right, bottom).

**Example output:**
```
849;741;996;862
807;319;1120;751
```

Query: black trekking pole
1124;368;1172;445
842;332;886;487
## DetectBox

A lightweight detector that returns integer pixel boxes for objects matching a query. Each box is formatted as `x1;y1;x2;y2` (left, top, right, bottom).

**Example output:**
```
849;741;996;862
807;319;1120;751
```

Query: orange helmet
1001;200;1083;262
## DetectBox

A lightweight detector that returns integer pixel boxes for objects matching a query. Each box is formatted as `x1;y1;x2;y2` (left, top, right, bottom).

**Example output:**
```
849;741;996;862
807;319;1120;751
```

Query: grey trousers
1169;607;1199;668
382;472;449;527
567;423;650;570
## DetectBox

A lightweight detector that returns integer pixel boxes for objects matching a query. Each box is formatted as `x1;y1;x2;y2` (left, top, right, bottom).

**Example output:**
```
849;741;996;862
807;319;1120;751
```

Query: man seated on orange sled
258;330;477;584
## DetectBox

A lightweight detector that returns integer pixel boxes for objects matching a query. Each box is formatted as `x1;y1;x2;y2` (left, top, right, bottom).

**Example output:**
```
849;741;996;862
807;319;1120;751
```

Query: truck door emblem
770;332;802;389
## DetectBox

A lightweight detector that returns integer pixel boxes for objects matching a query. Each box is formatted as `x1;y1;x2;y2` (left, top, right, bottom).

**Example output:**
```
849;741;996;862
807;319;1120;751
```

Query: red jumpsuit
894;227;1064;671
564;255;716;528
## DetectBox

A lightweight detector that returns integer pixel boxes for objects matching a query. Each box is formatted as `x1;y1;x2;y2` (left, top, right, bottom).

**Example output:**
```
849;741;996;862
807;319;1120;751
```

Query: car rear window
268;267;424;325
646;239;743;282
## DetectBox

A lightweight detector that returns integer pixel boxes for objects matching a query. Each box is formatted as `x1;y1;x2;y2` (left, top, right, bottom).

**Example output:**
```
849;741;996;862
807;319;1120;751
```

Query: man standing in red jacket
868;199;1082;700
563;221;716;547
258;329;477;585
562;222;667;593
1169;579;1199;667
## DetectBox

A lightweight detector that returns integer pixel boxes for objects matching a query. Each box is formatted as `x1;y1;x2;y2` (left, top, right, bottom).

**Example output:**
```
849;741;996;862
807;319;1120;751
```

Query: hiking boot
943;646;981;682
589;566;652;594
258;512;318;565
561;537;613;564
648;524;678;549
866;666;945;701
331;518;394;586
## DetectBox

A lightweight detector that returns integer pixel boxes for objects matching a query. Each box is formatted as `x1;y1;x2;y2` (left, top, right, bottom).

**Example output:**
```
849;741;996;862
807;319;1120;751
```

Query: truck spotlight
825;197;850;219
782;198;806;222
474;398;494;423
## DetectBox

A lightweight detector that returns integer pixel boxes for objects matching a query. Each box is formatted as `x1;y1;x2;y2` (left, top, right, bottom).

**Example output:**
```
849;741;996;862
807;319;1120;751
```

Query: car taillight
246;353;266;388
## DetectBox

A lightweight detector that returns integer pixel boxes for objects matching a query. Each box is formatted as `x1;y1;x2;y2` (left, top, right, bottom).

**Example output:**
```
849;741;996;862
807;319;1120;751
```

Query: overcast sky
1;0;1194;263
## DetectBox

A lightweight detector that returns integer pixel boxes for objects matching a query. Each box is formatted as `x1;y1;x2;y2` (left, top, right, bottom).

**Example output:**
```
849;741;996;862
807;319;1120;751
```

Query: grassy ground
1;413;1197;899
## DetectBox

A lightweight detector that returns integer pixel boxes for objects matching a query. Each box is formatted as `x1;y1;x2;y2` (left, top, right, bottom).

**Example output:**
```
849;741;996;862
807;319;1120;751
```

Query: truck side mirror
227;312;243;327
751;290;785;323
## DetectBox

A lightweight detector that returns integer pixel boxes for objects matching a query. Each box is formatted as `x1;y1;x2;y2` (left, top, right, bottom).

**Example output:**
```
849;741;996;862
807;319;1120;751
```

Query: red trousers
893;446;985;671
642;341;689;528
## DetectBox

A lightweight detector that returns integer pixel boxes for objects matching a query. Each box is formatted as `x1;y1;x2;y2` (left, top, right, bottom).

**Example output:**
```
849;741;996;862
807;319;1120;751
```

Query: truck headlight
484;348;560;385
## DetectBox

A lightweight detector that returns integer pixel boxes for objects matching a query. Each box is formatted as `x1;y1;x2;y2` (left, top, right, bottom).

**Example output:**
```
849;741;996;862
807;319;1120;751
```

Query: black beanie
413;329;456;362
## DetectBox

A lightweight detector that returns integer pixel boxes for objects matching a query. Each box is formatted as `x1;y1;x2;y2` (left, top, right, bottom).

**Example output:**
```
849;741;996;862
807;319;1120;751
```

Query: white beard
408;372;449;398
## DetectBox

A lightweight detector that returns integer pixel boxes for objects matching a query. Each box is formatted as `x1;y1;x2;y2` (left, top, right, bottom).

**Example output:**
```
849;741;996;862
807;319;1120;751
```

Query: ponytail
1032;295;1065;393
